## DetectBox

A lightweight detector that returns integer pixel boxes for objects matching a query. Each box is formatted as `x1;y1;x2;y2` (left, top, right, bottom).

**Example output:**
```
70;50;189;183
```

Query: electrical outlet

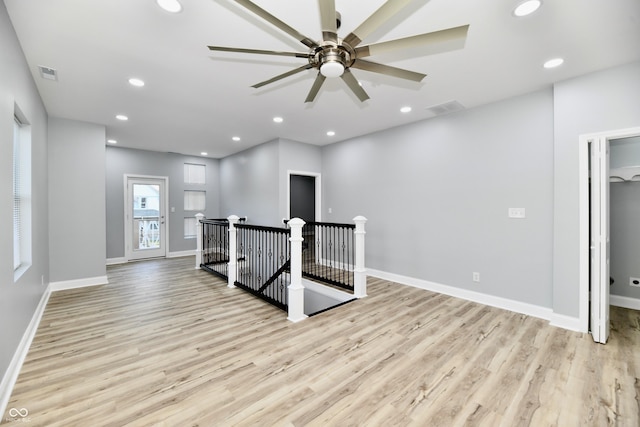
508;208;526;218
473;272;480;282
630;277;640;287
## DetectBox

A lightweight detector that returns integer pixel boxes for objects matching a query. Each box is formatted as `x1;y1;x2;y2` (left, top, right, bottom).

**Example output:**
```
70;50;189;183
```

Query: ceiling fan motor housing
311;41;355;75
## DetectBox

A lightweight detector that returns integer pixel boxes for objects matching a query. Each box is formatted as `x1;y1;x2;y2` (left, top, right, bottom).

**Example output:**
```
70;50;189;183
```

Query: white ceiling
5;0;640;158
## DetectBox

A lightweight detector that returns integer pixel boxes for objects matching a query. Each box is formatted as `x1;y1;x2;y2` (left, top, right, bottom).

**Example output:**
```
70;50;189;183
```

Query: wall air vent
38;65;58;81
425;100;465;116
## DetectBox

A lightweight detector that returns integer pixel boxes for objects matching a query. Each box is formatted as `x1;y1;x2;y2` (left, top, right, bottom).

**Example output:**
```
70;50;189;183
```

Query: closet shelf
610;166;640;182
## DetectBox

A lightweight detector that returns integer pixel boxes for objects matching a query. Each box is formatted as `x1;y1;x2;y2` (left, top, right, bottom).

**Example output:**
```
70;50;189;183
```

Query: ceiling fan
208;0;469;103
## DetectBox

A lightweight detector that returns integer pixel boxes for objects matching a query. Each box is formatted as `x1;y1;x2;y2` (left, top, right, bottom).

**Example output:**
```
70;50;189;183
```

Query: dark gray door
290;175;315;222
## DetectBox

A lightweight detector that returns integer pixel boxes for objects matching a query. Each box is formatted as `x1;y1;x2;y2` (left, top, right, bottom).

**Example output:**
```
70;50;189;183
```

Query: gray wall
610;137;640;300
322;89;554;308
49;118;106;282
105;146;221;259
552;61;640;318
610;182;640;299
0;2;49;389
219;138;322;227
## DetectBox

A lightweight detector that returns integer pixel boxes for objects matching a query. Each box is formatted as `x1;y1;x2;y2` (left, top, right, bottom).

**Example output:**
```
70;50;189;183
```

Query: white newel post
287;217;307;322
195;213;205;269
227;215;239;288
353;215;368;298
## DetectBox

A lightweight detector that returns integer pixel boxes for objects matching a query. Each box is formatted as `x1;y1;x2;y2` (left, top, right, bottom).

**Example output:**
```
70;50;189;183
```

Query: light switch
508;208;526;218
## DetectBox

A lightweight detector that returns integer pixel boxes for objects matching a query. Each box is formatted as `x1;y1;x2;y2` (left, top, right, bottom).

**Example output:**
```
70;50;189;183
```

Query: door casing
124;174;169;261
579;126;640;340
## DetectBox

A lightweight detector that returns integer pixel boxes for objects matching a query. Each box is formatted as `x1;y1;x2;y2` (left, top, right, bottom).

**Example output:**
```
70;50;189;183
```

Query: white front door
589;136;610;344
125;176;167;260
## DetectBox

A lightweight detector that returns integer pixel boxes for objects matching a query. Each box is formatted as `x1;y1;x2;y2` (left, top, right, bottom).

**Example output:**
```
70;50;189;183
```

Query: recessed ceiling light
273;117;284;123
128;78;145;87
156;0;182;13
543;58;564;69
201;152;208;156
513;0;541;17
107;139;117;144
232;136;241;142
400;106;412;113
116;114;128;121
327;131;335;136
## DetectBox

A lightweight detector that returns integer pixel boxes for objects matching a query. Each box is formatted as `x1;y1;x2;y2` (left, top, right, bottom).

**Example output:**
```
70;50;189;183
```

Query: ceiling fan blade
343;0;413;47
355;25;469;58
253;64;314;89
235;0;318;49
351;59;426;82
305;73;326;103
318;0;338;43
208;46;310;59
341;69;370;102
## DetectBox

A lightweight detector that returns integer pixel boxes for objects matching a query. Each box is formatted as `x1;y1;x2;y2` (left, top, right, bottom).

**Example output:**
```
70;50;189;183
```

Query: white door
589;136;610;344
125;177;167;260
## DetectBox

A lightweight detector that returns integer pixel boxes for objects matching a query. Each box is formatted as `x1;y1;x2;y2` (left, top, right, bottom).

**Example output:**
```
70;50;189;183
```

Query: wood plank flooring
4;256;640;426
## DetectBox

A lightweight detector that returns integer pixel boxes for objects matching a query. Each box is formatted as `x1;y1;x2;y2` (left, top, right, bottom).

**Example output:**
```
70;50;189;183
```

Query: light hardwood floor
4;256;640;426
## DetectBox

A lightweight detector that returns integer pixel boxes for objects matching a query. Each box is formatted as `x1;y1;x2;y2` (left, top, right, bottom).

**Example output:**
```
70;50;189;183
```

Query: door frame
286;170;321;223
579;126;640;336
124;174;169;261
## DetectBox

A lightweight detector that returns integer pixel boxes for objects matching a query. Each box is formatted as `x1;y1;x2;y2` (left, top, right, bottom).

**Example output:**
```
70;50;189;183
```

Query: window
184;190;206;211
184;163;205;184
13;112;32;278
140;197;147;209
184;217;197;239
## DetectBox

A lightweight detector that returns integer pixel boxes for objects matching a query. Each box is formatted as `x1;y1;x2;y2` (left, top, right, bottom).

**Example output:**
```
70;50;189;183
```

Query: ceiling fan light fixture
513;0;541;17
320;61;345;78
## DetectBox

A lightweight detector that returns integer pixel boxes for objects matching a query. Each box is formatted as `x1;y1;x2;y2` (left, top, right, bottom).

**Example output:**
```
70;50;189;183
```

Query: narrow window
184;217;197;239
184;163;206;184
184;190;206;211
13;110;32;280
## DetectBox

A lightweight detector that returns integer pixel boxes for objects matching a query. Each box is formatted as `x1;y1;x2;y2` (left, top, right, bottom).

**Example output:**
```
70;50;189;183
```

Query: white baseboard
167;250;195;259
49;275;108;292
108;251;194;266
549;313;585;332
365;269;584;329
0;286;51;418
610;294;640;310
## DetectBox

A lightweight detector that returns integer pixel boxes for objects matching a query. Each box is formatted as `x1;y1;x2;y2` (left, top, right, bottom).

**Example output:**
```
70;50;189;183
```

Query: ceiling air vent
38;65;58;81
425;100;465;116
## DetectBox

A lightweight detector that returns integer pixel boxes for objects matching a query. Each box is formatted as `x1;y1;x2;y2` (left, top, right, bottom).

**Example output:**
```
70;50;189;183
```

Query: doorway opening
124;175;168;261
579;126;640;344
287;171;321;223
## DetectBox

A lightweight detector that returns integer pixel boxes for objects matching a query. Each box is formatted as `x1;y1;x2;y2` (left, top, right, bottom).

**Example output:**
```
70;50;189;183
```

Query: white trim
610;295;640;311
579;126;640;335
108;251;194;265
49;275;108;292
367;268;558;323
167;250;195;258
286;170;322;222
0;287;51;418
549;313;583;332
124;174;170;261
578;134;591;333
